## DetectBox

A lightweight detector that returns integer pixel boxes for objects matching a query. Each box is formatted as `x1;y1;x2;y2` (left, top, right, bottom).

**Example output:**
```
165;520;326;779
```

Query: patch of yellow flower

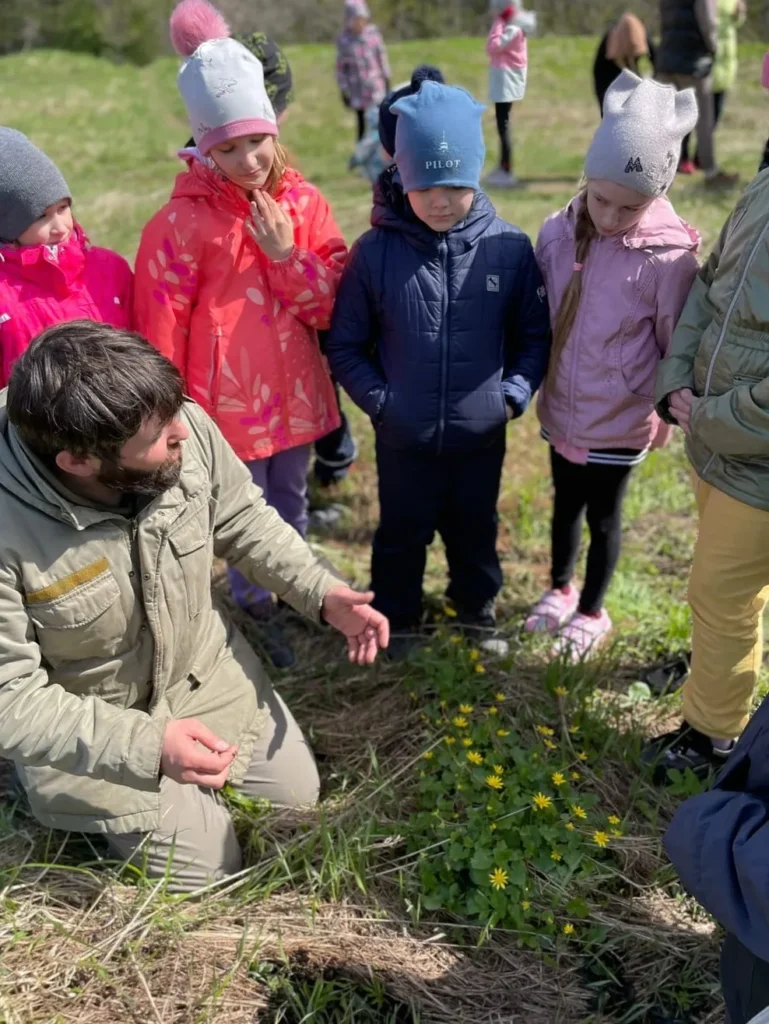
469;649;480;662
459;703;474;714
462;737;473;747
444;606;458;618
444;736;456;746
593;831;610;849
571;771;580;781
536;725;555;737
571;805;587;820
544;739;557;751
489;867;508;890
487;706;499;715
551;771;566;787
475;664;486;675
608;815;621;826
521;900;531;911
565;822;575;831
450;635;462;644
551;850;562;862
568;725;580;735
495;692;505;702
423;751;434;760
563;923;575;936
577;751;588;761
467;750;484;765
554;685;569;697
493;764;504;775
489;822;497;831
485;774;504;790
533;792;553;811
496;728;510;737
611;829;624;838
452;716;468;729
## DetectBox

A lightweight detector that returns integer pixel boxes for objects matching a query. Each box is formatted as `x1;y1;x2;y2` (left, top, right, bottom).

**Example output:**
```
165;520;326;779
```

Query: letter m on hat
625;157;643;173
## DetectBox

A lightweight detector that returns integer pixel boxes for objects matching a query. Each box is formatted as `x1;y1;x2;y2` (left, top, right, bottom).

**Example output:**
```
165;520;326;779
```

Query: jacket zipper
565;243;598;444
437;237;449;453
700;217;769;477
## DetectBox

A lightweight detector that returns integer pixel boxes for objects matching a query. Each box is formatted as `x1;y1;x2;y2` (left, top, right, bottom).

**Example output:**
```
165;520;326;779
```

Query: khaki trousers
656;72;716;173
108;684;319;891
683;480;769;739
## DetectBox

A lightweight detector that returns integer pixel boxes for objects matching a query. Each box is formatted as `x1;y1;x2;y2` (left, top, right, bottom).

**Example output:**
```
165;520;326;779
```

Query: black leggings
721;933;769;1023
495;102;512;172
550;448;634;616
356;109;366;141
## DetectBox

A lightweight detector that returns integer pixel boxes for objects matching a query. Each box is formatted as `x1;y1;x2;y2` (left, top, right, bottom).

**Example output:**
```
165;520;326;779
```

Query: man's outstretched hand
322;586;390;664
160;718;238;788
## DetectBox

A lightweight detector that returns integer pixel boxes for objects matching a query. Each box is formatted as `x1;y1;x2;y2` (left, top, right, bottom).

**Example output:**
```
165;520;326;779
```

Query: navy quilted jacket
326;169;551;453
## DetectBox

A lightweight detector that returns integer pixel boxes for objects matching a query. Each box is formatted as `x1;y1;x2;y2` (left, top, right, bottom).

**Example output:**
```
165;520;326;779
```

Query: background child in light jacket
527;72;700;661
328;81;551;660
336;0;391;142
484;0;532;189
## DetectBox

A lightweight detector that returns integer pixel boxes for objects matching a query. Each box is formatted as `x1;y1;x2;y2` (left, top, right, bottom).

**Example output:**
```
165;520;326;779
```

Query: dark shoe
242;602;296;669
642;653;691;696
454;600;510;658
641;722;733;786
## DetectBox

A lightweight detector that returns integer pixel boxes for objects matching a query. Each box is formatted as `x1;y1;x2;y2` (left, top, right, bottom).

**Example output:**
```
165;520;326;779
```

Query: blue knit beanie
379;64;445;158
391;82;486;193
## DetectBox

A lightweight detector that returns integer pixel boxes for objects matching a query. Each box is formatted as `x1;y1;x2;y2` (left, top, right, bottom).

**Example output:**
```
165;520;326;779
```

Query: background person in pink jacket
483;0;532;189
526;71;701;660
0;128;132;388
134;0;348;669
336;0;391;143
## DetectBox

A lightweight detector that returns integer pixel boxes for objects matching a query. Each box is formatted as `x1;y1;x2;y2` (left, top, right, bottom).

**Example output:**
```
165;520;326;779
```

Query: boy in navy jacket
665;695;769;1023
327;81;551;657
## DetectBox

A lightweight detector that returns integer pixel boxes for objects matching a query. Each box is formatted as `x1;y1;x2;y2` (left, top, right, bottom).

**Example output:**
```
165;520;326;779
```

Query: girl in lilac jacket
336;0;390;143
526;71;701;660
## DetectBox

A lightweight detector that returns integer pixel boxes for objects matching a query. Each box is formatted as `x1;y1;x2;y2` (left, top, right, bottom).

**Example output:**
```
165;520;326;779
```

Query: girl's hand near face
247;190;294;262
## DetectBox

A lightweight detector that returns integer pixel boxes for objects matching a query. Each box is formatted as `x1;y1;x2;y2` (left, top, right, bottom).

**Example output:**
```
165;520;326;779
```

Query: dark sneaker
641;722;733;786
455;600;510;658
642;653;691;696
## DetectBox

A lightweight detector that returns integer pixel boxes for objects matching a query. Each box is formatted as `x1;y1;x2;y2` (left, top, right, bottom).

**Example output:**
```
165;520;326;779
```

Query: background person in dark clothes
593;12;656;114
664;693;769;1023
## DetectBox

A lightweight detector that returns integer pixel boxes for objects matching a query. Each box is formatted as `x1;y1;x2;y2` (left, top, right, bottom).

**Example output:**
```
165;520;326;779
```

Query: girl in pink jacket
484;0;531;189
134;0;347;668
526;71;701;660
0;128;132;389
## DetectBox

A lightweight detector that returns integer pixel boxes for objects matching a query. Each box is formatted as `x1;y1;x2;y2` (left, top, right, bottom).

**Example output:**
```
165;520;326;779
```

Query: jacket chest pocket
26;566;128;666
168;508;214;621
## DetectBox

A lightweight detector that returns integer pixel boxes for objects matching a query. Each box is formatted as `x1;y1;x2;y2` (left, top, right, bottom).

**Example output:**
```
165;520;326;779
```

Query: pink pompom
170;0;230;57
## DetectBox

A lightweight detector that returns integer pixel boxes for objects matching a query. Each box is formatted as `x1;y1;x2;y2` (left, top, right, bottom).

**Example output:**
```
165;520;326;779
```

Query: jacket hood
170;151;305;218
0;223;90;289
565;193;700;253
371;165;497;251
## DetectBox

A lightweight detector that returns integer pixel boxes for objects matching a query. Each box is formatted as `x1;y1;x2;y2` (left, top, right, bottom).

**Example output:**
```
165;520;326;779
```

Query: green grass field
1;35;768;1024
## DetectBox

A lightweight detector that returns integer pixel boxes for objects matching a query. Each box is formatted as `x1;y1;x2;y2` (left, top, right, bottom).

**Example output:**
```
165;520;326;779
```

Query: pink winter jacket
535;196;700;451
134;158;346;462
0;225;132;387
486;15;528;70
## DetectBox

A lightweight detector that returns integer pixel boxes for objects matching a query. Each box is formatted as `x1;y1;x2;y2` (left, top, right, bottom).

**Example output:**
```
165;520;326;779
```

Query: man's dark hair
7;321;185;461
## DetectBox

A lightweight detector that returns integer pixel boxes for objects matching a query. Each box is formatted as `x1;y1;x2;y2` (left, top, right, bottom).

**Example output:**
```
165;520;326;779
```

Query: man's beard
98;453;182;497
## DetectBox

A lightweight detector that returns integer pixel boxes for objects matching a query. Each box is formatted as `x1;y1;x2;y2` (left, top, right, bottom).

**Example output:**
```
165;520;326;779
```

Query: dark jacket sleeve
326;240;388;422
502;238;552;419
664;786;769;959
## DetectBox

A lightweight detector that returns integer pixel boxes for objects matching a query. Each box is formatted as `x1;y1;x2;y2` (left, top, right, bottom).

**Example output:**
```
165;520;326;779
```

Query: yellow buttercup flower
563;923;575;936
469;649;480;662
571;805;587;820
551;850;562;862
489;822;497;831
533;792;553;811
444;606;458;618
565;822;575;831
450;635;462;644
444;736;456;746
487;706;499;715
459;703;474;714
493;764;504;775
608;815;621;826
568;725;580;735
467;751;484;765
423;751;434;760
452;716;468;729
554;685;569;697
496;728;511;737
521;900;531;911
495;691;505;702
611;829;624;838
570;771;580;781
593;831;610;849
475;664;486;675
577;751;588;761
462;737;473;747
536;725;555;737
551;771;566;787
544;739;557;751
485;774;504;790
489;867;508;891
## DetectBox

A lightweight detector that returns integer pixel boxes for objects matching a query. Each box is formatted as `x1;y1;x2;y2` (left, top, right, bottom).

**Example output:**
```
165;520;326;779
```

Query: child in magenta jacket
484;0;530;189
526;72;701;660
0;128;132;388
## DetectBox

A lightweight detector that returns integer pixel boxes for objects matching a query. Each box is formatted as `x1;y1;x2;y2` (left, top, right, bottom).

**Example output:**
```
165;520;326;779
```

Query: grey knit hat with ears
585;70;698;196
0;128;70;243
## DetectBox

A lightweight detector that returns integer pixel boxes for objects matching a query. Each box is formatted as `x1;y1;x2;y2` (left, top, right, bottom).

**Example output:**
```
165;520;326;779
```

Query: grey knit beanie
584;71;698;197
0;128;70;243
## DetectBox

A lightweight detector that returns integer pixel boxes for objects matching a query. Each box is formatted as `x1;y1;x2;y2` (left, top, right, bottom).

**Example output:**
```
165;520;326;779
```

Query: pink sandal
524;587;579;634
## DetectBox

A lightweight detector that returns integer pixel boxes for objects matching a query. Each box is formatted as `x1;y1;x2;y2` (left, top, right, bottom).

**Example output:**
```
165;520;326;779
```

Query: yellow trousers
684;479;769;739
